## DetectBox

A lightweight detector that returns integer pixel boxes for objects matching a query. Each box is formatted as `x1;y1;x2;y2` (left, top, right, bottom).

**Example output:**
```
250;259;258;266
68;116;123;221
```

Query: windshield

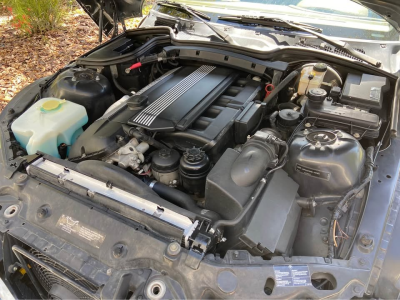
148;0;398;41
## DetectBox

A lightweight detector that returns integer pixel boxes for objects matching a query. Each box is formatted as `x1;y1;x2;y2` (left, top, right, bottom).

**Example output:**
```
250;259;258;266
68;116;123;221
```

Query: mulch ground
0;5;141;111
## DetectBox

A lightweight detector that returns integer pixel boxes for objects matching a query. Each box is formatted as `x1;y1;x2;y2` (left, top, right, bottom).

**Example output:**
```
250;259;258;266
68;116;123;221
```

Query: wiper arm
219;15;381;67
219;15;323;33
157;1;238;45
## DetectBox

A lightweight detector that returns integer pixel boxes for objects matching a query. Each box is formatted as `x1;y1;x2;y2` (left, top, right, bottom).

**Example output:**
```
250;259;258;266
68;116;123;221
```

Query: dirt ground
0;5;140;111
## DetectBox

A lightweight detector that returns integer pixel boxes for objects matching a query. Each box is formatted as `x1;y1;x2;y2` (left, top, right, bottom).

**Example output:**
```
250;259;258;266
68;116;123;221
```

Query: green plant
4;0;68;34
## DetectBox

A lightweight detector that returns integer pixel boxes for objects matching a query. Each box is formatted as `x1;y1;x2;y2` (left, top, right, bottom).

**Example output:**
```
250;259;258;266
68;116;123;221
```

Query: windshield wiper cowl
219;15;381;67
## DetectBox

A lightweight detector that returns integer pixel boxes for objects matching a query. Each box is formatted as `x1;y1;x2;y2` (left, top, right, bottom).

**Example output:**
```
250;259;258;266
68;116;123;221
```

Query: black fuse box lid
340;73;389;110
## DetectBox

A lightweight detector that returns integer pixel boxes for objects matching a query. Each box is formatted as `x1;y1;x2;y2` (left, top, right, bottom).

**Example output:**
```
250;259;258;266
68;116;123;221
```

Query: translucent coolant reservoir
11;98;88;158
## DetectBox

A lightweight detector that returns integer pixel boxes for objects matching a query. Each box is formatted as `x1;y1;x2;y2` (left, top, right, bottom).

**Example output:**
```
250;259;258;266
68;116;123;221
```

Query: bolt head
358;258;367;266
37;207;48;218
167;242;181;256
360;234;374;247
353;285;363;294
113;244;126;258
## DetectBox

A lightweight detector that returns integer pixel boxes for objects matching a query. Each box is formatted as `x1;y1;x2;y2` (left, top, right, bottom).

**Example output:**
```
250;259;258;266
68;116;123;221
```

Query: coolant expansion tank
11;98;88;158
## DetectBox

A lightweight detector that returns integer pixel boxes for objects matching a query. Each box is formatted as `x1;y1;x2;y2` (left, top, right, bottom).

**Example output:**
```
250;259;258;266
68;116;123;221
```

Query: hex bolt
360;234;374;247
305;123;312;128
106;268;112;276
167;242;181;256
113;245;125;258
16;174;28;183
358;258;367;266
353;285;363;294
37;207;48;218
353;132;361;139
12;266;18;272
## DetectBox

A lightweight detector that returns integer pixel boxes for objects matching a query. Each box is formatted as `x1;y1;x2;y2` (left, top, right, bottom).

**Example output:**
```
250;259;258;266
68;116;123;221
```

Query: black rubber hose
75;160;197;220
148;181;221;222
76;160;157;197
210;141;288;234
122;124;168;149
327;146;375;259
112;76;130;95
264;70;299;105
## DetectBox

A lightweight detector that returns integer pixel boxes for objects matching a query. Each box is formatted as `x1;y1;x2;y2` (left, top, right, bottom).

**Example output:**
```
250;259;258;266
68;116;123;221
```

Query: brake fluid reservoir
297;63;327;95
11;98;88;158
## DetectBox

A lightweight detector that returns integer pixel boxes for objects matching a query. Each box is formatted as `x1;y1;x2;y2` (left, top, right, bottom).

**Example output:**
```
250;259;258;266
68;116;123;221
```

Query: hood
76;0;400;35
353;0;400;32
76;0;142;35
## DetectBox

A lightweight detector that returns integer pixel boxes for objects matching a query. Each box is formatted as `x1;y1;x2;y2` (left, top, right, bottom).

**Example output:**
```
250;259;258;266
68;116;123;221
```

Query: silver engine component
106;138;149;170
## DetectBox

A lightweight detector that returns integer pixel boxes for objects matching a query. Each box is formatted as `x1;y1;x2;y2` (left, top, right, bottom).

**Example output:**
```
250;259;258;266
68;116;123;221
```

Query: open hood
353;0;400;32
75;0;142;36
76;0;400;36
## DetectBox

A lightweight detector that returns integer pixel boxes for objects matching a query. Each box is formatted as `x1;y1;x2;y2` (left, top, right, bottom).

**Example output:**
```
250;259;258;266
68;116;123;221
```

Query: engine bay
6;30;396;272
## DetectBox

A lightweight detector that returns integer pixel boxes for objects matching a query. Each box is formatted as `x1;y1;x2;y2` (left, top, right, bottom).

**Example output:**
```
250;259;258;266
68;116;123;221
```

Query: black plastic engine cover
70;65;261;162
128;65;237;131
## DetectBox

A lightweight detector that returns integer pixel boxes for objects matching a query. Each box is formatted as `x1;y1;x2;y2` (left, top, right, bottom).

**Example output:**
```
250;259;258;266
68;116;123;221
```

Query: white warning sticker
56;214;106;248
273;265;312;287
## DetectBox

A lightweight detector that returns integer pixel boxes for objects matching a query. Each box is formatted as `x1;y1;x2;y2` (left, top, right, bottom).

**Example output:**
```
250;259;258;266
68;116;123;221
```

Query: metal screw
16;174;27;183
167;242;181;256
305;123;312;128
358;258;367;266
106;268;112;276
353;285;363;294
87;190;95;198
12;266;18;272
353;132;361;139
360;234;374;247
37;207;48;218
113;245;125;258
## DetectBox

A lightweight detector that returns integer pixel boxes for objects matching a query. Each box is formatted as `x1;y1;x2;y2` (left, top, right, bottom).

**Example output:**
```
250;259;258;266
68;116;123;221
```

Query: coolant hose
75;160;198;220
264;70;299;105
327;146;375;259
147;181;221;222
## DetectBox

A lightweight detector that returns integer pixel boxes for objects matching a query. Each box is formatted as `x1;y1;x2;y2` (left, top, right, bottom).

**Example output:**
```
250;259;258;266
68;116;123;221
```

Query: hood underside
76;0;400;35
